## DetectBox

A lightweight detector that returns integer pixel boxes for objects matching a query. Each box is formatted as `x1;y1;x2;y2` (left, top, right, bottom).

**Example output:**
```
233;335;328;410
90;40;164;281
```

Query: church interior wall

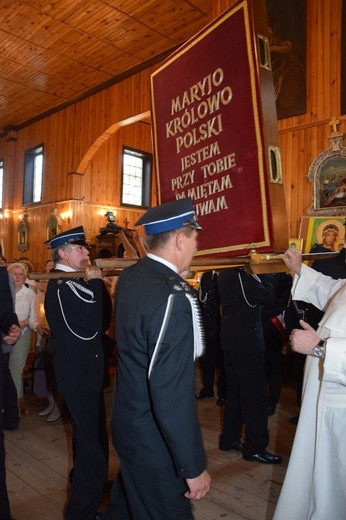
0;0;345;267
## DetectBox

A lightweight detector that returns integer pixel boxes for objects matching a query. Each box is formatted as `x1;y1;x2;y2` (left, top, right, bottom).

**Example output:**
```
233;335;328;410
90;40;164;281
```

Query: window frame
120;146;152;208
23;144;44;205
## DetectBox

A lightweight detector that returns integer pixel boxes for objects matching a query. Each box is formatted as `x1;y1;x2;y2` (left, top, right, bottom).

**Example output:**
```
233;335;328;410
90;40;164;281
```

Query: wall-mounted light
0;209;9;222
61;211;72;224
17;211;29;222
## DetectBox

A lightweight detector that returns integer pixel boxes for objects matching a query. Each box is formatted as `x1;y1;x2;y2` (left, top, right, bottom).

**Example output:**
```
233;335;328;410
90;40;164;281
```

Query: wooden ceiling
0;0;211;132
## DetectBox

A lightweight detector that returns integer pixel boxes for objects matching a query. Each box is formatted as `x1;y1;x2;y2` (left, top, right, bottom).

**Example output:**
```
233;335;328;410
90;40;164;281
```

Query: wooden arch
75;111;151;174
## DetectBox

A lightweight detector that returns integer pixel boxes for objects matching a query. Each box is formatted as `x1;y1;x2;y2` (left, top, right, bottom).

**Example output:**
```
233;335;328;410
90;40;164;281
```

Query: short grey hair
51;244;73;263
145;226;194;251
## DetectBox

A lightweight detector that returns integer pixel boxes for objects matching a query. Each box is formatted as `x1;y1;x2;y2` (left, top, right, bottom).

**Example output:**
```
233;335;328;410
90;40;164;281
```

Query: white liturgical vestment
274;264;346;520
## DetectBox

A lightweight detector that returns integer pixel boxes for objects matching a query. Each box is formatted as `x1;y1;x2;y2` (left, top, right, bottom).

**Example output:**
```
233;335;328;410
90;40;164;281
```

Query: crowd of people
1;199;346;520
0;256;59;429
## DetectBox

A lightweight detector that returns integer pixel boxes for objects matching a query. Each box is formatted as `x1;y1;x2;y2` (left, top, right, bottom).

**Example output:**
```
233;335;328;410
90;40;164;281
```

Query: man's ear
175;230;185;252
58;247;68;259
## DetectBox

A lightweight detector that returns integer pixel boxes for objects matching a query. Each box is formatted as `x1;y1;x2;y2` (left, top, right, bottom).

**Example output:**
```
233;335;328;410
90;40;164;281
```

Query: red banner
151;1;274;257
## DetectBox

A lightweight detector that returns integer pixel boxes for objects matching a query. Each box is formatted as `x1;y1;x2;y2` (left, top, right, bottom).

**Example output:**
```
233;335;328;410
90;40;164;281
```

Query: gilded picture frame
307;125;346;216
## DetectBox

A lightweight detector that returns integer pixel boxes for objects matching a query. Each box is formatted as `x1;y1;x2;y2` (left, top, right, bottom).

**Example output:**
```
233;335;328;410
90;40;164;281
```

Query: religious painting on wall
266;0;306;119
307;118;346;216
314;155;346;210
299;216;346;254
288;238;303;252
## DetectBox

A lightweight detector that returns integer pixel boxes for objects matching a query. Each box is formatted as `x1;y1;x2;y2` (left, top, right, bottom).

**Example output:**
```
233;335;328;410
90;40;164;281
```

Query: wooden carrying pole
28;256;250;280
28;251;339;280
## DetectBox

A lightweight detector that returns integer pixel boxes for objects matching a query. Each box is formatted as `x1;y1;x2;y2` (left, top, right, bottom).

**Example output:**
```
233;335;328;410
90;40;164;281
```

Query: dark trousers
63;389;108;520
293;352;306;408
0;430;10;520
220;350;269;456
263;321;283;410
70;390;109;479
2;352;19;429
103;458;193;520
199;334;226;398
0;351;11;520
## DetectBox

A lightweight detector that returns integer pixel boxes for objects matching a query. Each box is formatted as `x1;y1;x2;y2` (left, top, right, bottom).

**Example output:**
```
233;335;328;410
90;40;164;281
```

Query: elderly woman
7;262;37;414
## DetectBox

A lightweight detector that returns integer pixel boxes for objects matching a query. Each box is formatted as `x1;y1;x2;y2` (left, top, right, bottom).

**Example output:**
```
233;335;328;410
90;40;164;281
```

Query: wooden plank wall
0;0;345;268
213;0;345;239
0;68;154;267
278;0;344;238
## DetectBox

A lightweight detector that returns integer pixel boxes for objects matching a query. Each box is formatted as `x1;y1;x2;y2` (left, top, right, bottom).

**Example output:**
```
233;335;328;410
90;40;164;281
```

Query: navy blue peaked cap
45;226;89;249
135;197;201;235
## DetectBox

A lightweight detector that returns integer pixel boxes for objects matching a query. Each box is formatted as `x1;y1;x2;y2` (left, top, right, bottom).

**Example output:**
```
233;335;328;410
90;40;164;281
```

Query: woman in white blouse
7;262;37;414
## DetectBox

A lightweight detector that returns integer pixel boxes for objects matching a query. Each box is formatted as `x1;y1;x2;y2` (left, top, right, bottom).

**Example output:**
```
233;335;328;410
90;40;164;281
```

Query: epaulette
164;273;195;295
164;273;205;361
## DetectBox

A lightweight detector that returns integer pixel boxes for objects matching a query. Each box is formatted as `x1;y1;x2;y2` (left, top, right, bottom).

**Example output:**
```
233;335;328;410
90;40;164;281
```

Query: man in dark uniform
102;198;211;520
261;272;292;415
195;270;226;405
218;268;282;464
44;227;111;520
0;266;21;520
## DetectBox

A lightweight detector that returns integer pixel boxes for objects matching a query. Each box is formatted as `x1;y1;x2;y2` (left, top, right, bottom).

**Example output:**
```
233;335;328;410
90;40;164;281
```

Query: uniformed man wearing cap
44;227;112;520
102;197;211;520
